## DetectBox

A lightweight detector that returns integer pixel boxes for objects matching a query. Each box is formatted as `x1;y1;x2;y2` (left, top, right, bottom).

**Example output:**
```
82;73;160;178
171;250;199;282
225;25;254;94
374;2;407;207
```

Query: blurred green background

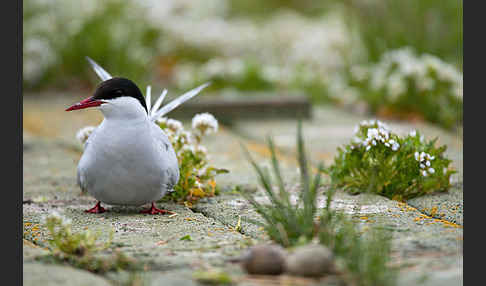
23;0;462;129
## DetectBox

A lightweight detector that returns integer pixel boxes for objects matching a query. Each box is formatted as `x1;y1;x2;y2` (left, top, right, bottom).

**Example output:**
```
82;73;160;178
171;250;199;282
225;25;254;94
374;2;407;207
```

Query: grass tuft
241;122;397;285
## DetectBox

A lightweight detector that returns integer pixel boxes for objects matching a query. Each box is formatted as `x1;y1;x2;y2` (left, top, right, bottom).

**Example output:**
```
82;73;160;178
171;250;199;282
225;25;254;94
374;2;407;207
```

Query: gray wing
77;167;88;193
151;123;180;190
77;126;98;193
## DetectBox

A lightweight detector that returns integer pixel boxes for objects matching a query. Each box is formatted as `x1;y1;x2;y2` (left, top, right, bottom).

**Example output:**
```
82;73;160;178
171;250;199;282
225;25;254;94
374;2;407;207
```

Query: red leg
84;201;106;214
140;202;175;215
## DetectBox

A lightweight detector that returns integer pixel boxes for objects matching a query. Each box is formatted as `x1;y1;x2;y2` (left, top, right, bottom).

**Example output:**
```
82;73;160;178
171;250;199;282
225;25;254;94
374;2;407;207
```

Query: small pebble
240;244;286;275
285;244;335;278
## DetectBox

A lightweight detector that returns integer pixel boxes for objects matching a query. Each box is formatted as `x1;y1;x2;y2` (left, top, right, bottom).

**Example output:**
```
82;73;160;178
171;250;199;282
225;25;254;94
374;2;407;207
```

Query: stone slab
23;94;463;285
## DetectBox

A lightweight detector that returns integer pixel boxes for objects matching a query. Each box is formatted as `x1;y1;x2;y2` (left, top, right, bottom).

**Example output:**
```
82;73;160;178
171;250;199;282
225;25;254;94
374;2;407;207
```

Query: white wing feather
146;85;152;113
149;82;210;122
151;89;167;118
86;56;113;81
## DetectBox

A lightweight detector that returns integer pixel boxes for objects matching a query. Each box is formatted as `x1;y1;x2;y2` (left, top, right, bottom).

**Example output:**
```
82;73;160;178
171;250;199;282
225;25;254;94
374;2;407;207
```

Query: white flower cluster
192;113;218;136
181;143;207;155
361;47;463;100
76;126;96;145
166;118;184;134
363;128;399;152
415;151;435;177
352;120;399;151
157;114;218;158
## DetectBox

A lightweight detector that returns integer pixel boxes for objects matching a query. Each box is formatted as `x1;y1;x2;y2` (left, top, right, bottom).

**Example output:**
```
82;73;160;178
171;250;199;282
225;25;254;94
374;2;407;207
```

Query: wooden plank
167;95;312;120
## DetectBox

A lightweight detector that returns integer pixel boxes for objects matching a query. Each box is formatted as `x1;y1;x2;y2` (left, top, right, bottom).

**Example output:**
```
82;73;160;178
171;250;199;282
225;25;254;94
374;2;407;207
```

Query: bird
66;57;209;214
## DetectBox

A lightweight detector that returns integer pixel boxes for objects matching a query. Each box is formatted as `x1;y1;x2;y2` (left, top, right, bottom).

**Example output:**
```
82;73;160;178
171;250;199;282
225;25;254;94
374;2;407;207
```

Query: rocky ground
23;93;463;286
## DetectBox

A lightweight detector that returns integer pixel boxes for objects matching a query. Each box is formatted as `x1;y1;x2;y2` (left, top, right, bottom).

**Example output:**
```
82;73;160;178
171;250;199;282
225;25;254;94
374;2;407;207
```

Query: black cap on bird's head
66;77;147;112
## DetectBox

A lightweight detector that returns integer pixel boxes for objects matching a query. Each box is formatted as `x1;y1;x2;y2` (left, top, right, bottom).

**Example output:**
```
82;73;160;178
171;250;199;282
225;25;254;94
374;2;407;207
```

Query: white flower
365;145;371;151
166;119;184;133
410;130;417;137
420;163;425;169
414;152;420;161
391;142;399;151
76;126;96;145
422;170;428;177
426;161;431;167
178;131;193;145
192;113;218;136
428;168;435;174
420;152;426;161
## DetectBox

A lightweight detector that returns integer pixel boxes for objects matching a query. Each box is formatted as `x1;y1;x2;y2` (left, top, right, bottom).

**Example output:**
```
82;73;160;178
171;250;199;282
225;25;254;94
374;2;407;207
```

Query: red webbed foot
140;202;175;215
84;201;106;214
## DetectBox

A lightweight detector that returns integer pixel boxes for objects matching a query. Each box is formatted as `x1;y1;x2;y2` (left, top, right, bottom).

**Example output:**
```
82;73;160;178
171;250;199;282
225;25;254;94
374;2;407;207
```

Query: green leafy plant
347;48;462;129
157;113;228;204
325;119;455;200
241;122;397;285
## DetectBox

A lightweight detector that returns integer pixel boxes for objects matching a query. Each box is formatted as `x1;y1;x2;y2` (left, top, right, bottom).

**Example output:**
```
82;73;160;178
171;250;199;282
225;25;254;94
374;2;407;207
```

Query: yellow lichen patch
429;206;438;217
429;218;463;228
397;202;416;212
184;201;193;208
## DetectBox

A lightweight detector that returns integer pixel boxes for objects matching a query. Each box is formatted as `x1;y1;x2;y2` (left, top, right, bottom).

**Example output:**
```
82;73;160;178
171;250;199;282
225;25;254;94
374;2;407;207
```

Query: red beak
65;97;105;111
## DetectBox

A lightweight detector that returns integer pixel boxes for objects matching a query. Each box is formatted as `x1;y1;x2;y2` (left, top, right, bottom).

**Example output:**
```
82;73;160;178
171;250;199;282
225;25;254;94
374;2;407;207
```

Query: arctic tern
66;57;209;214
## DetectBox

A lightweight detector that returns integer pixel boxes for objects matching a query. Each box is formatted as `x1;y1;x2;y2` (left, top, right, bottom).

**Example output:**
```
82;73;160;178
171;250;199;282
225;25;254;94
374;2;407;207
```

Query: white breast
78;116;178;206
